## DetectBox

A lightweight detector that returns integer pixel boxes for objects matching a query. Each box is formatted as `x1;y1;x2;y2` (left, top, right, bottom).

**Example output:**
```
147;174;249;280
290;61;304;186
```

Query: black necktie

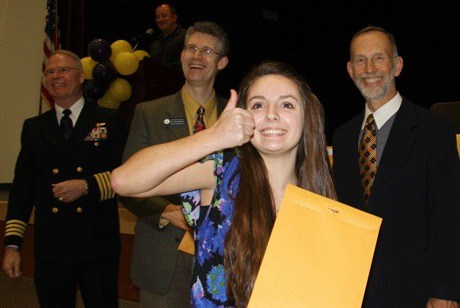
60;109;73;139
193;106;206;133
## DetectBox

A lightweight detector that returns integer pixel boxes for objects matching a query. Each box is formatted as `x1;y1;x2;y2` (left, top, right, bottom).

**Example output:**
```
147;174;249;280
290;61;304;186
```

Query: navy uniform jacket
4;102;128;263
333;99;459;306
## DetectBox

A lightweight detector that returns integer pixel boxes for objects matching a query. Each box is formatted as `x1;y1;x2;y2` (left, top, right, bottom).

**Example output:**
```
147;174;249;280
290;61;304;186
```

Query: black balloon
88;38;111;62
84;79;107;100
92;60;118;87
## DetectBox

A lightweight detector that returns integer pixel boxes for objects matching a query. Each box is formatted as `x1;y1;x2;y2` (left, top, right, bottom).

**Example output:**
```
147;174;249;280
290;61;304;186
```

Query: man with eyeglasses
333;26;459;306
120;21;229;307
2;50;127;306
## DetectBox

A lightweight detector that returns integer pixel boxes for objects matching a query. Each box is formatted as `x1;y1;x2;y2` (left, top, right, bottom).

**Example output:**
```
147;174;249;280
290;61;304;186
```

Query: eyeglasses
44;67;81;77
350;54;394;67
183;44;224;58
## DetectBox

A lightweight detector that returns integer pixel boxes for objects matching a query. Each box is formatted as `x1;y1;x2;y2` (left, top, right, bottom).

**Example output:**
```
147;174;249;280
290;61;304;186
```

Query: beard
353;65;396;101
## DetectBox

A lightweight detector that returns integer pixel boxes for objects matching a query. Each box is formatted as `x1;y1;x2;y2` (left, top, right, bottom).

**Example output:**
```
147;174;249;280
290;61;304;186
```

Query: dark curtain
58;0;85;57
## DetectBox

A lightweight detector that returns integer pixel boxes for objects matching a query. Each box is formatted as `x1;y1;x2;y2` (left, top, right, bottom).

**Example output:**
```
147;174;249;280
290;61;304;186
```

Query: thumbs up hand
210;89;255;149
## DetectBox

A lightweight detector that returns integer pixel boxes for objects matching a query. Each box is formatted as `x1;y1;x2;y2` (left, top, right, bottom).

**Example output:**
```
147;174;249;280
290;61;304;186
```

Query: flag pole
53;0;59;49
39;0;60;114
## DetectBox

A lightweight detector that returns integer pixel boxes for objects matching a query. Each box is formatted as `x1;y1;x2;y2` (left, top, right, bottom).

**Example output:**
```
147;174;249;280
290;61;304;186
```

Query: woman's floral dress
181;151;240;307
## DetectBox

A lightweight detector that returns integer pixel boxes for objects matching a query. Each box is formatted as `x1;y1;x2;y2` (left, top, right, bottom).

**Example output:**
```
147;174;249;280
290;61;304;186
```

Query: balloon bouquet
81;38;150;109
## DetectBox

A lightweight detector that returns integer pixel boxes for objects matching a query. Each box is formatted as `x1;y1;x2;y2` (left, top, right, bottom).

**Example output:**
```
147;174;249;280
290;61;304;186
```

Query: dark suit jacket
150;25;186;71
120;91;227;294
333;98;459;306
4;102;127;263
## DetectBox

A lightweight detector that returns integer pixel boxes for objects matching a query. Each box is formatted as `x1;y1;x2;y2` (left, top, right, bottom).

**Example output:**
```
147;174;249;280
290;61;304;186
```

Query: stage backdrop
0;0;45;184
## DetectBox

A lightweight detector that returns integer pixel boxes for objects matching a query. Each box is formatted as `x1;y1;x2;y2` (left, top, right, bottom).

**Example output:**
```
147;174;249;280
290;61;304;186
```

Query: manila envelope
248;184;382;308
178;230;195;255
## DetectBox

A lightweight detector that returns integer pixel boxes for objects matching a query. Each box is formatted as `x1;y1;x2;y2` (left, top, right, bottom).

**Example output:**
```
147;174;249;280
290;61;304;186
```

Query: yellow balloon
98;92;120;109
114;52;139;76
110;40;132;63
133;50;150;61
81;57;98;80
108;78;132;102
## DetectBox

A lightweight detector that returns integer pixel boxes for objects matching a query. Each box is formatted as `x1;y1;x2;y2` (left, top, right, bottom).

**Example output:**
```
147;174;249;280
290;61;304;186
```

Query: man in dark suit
333;26;459;307
120;21;229;307
149;3;186;71
2;50;127;307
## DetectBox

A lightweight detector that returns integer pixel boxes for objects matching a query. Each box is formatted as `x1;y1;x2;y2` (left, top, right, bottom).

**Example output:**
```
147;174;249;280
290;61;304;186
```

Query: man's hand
2;247;22;278
161;204;190;231
427;298;459;308
52;179;88;203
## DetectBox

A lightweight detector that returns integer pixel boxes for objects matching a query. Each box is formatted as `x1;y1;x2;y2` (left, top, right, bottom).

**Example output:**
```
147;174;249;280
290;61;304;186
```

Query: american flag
40;0;60;112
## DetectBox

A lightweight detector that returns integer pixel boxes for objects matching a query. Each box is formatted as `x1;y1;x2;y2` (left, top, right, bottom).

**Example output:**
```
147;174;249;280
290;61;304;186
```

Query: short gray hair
350;25;399;58
47;50;82;69
185;21;230;56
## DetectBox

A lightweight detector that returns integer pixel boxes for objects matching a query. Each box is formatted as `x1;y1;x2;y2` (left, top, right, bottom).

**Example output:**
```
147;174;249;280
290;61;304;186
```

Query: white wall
0;0;45;183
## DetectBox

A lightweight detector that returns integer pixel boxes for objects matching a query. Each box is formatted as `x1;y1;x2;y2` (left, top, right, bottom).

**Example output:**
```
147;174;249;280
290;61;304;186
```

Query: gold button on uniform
52;207;59;213
94;142;100;147
52;168;59;174
76;207;83;213
76;167;83;173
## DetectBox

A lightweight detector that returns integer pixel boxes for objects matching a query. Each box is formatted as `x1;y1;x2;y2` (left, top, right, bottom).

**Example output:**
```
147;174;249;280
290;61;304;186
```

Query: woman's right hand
209;89;255;149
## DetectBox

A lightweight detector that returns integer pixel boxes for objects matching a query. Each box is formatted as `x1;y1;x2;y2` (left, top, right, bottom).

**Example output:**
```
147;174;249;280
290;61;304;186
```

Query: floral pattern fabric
181;151;240;307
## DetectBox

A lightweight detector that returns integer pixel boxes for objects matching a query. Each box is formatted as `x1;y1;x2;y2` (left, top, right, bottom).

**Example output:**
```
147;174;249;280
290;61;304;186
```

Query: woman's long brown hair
224;61;337;306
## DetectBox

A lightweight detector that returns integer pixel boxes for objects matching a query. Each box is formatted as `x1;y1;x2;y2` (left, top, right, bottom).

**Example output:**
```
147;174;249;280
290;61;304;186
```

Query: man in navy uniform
2;50;127;307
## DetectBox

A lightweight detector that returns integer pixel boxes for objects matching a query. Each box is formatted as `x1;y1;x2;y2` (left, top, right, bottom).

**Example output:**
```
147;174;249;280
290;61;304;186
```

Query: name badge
163;118;186;127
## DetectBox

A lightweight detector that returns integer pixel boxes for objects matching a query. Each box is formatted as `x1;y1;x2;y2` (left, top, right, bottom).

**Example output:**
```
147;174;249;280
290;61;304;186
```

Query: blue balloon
92;60;118;87
88;38;111;62
84;79;107;100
